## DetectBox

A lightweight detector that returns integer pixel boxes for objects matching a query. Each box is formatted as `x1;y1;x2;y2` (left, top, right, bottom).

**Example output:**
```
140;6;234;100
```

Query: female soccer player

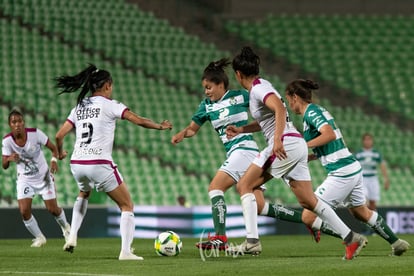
355;133;390;211
55;64;172;260
171;58;313;251
284;78;410;256
2;110;70;247
226;47;366;259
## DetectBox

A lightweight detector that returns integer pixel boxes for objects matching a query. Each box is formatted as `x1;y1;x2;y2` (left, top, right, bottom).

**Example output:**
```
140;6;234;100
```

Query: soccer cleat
227;240;262;256
391;239;410;256
343;232;368;260
195;234;228;251
119;248;144;261
63;236;77;253
31;235;47;247
61;223;71;243
306;226;321;243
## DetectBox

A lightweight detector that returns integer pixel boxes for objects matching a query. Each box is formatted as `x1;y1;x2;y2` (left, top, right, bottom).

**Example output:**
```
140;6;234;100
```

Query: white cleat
119;251;144;261
391;239;410;256
31;235;47;248
63;236;77;253
227;240;262;256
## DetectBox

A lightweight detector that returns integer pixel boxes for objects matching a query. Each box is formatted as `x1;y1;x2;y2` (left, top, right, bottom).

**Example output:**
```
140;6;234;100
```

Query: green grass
0;235;413;276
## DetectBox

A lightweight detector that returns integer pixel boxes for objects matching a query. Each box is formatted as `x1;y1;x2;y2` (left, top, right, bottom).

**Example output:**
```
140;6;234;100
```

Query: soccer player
355;133;390;211
2;110;70;247
54;64;172;261
284;78;410;256
172;58;317;251
226;46;366;260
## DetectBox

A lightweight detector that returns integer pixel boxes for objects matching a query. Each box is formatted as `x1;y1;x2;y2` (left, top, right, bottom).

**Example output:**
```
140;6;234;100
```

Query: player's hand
8;153;20;163
50;161;58;174
58;150;68;160
226;125;241;139
272;139;287;160
171;132;184;145
308;154;318;162
160;120;172;130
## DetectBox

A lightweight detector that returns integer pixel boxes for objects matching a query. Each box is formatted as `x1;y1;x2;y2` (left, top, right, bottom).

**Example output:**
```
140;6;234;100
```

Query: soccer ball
154;231;183;256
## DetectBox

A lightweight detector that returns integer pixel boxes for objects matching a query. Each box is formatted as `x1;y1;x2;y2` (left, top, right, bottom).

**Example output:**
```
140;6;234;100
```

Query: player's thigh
17;197;33;218
209;171;236;192
107;182;133;211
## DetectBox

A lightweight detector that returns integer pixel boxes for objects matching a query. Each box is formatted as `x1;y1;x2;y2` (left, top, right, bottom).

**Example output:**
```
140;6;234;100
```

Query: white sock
120;211;135;253
241;193;258;239
366;211;378;226
69;197;88;240
24;215;43;238
260;202;269;216
313;200;350;240
311;216;323;230
54;208;69;229
208;189;224;199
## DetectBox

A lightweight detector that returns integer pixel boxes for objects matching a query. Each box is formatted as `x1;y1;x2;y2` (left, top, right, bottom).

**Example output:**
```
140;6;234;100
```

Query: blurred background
0;0;412;213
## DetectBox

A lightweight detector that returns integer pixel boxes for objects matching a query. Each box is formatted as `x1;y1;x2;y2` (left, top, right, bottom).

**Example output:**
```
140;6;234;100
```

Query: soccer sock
69;197;88;240
23;215;44;238
312;216;342;239
313;200;351;240
260;202;302;223
367;211;398;244
120;211;135;253
209;190;227;236
54;208;69;229
241;193;259;240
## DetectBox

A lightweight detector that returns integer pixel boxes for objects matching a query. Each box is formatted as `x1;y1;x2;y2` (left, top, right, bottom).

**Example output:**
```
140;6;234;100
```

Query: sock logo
213;199;226;224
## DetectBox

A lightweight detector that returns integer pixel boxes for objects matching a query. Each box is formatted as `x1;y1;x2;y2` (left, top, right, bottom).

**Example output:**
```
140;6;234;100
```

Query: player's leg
107;181;143;260
17;183;46;247
64;164;91;253
232;163;268;255
196;171;234;250
349;172;409;255
41;176;70;241
19;197;47;247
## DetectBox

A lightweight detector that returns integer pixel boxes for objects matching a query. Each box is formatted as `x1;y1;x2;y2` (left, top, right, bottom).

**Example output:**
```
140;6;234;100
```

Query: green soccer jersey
355;148;382;177
303;103;361;177
192;89;257;154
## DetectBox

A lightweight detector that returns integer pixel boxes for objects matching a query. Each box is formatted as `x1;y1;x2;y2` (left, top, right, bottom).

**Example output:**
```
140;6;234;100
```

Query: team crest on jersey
229;97;238;105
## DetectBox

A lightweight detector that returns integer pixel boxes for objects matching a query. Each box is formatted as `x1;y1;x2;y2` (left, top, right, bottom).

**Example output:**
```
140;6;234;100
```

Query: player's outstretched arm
171;121;200;145
123;110;172;130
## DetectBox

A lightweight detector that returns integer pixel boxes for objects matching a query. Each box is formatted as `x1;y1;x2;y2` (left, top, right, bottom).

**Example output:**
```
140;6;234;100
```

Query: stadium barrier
0;206;413;239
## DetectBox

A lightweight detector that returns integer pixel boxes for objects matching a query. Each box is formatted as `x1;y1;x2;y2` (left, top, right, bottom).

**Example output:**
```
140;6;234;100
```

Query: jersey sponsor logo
76;107;101;120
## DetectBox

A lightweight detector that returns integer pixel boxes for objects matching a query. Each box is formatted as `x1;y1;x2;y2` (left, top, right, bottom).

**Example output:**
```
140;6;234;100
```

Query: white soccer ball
154;231;183;256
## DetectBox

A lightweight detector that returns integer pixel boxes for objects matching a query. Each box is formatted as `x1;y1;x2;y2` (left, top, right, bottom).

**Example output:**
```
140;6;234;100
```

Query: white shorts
70;162;124;193
17;172;57;200
252;136;311;185
219;147;266;190
220;148;259;183
315;172;366;208
362;175;380;201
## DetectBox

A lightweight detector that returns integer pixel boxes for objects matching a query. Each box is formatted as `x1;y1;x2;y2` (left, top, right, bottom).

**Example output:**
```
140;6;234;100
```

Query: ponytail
55;64;112;105
202;58;231;89
232;46;260;76
285;79;319;103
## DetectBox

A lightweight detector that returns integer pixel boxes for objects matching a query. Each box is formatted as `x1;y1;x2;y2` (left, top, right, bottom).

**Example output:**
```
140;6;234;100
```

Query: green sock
211;195;226;236
266;203;302;223
320;222;342;239
370;213;398;244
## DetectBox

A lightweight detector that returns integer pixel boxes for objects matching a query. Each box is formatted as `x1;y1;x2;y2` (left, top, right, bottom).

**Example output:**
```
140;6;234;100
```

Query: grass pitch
0;234;413;276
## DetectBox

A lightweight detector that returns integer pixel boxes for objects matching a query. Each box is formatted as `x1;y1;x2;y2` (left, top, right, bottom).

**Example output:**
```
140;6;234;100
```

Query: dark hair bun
305;79;319;90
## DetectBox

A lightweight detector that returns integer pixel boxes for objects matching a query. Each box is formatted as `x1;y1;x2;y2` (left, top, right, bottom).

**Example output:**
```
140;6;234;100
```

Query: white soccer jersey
67;96;128;163
2;128;50;186
249;78;299;143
